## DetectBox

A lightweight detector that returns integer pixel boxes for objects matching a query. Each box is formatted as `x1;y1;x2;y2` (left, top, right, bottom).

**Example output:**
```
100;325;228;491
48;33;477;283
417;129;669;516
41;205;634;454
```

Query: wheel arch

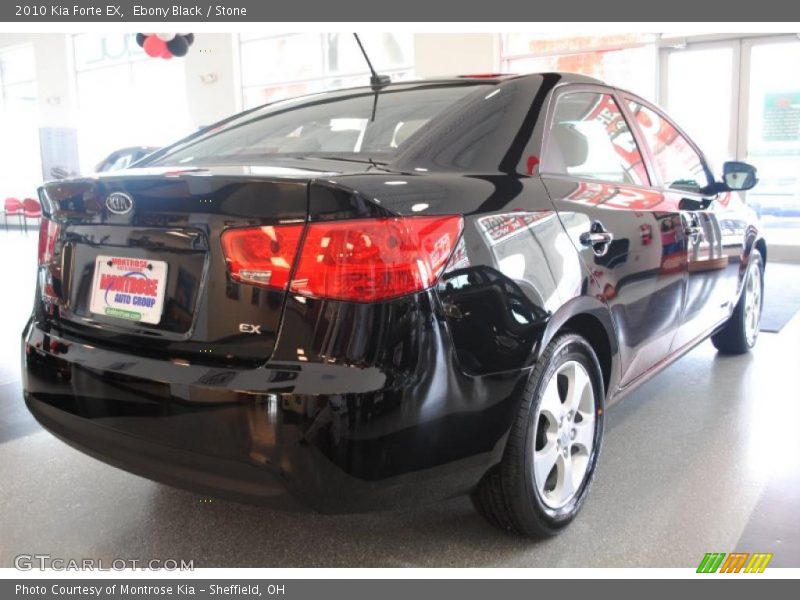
537;296;619;394
754;237;767;268
740;230;767;299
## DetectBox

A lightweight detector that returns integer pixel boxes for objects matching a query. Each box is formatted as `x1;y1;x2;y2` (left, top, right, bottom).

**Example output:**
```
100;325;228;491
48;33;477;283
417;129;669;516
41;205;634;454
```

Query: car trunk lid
37;166;318;366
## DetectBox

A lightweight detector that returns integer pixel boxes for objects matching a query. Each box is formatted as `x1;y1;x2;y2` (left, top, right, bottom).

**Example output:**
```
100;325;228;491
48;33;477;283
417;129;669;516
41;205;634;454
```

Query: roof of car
364;72;606;86
255;72;607;102
238;72;613;122
454;72;605;85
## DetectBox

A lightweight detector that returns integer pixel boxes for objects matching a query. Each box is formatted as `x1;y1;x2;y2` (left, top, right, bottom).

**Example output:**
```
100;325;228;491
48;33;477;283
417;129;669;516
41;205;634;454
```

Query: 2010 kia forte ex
23;73;765;537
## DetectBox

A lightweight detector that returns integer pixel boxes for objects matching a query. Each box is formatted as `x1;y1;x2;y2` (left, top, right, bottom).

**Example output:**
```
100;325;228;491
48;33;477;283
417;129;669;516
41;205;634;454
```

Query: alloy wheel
744;260;762;347
533;360;596;509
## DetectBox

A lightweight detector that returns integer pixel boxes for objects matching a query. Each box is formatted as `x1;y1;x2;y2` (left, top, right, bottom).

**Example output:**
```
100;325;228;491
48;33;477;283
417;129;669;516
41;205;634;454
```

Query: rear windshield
150;83;490;166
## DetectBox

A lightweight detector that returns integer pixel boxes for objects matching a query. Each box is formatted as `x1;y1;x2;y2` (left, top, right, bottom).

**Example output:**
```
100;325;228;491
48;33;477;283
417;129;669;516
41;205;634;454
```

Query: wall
0;34;70;196
0;32;241;189
0;32;240;132
414;33;498;77
182;33;239;128
0;33;74;128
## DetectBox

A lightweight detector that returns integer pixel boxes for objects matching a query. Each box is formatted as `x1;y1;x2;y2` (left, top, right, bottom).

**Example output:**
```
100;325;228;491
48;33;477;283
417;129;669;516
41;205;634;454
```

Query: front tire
471;333;605;537
711;250;764;355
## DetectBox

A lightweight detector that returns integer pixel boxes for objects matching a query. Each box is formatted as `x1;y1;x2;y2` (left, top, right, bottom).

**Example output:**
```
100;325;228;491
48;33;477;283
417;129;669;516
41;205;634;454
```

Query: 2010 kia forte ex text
22;73;765;537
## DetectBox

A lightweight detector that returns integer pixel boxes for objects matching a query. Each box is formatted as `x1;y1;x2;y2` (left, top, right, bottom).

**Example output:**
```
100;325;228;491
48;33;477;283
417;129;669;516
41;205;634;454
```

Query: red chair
3;198;24;232
23;198;42;233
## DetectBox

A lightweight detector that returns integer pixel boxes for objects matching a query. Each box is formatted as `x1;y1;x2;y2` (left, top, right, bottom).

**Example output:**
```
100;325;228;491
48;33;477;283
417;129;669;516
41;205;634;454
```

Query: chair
23;198;42;233
3;198;24;232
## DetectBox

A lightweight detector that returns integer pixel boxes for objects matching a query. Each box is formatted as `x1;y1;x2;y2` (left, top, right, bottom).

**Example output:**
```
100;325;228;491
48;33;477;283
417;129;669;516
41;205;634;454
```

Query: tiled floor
1;229;798;567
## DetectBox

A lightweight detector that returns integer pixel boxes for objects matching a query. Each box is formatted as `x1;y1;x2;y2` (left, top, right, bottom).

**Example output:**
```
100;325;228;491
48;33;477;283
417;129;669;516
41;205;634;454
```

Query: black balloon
138;32;194;59
167;36;189;57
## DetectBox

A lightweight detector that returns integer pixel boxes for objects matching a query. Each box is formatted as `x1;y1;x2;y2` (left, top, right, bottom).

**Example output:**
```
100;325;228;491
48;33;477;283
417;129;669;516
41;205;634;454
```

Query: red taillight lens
220;224;305;290
290;216;463;302
37;218;59;266
220;216;463;301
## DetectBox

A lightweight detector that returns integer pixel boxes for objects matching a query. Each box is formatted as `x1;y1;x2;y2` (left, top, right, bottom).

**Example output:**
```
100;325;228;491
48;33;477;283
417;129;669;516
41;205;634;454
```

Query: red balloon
161;46;173;59
143;36;166;58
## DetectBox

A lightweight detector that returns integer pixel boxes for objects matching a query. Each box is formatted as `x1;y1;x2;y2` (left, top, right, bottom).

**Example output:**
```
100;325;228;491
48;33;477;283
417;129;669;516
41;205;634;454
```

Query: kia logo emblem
105;192;134;215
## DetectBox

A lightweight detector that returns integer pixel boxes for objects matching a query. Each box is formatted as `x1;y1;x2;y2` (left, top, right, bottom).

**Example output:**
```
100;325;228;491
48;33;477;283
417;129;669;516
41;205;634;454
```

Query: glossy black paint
22;74;764;512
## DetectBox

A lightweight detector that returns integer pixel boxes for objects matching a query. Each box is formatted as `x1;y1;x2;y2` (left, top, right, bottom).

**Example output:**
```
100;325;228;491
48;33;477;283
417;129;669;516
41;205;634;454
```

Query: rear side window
151;84;489;166
543;92;648;186
626;101;710;194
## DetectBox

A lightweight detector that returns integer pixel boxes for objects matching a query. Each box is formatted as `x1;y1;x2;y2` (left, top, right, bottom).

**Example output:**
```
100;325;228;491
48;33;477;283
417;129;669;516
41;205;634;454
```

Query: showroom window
238;33;414;109
500;33;658;101
72;33;192;173
0;43;42;199
0;43;37;111
660;35;800;246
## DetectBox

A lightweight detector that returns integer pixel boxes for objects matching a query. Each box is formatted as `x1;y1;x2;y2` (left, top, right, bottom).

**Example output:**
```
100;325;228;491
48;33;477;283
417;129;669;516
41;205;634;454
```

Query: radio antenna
353;34;391;89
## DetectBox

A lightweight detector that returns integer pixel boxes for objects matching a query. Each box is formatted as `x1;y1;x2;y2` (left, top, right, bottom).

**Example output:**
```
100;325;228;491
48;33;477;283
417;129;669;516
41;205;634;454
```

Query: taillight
37;218;59;266
220;224;304;290
290;216;463;302
221;216;463;302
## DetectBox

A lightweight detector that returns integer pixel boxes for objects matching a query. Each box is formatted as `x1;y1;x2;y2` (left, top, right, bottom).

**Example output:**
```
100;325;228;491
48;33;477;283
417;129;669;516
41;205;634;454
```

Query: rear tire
711;250;764;355
471;333;605;537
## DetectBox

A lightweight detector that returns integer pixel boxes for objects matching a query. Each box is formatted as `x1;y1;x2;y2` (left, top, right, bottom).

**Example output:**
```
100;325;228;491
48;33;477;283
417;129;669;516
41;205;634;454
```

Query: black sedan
23;73;765;537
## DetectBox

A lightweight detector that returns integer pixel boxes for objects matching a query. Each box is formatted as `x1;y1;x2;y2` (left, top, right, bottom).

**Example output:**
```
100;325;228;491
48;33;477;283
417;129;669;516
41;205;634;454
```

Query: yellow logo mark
744;553;773;573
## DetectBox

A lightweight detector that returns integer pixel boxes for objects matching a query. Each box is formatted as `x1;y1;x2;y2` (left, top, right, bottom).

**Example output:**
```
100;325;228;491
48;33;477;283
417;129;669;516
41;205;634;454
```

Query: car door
622;97;740;351
541;86;687;387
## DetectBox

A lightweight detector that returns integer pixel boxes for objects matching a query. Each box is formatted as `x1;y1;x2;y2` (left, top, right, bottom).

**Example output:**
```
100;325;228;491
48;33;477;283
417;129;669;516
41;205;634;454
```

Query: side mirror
719;161;758;192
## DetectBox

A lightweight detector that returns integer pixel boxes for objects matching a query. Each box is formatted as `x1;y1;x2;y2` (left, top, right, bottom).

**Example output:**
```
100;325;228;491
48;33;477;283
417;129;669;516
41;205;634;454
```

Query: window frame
619;91;717;198
539;82;654;190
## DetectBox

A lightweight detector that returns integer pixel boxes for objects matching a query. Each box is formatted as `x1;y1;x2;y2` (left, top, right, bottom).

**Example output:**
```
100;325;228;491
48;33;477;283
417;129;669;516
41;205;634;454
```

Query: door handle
579;222;614;256
580;231;614;246
685;225;703;242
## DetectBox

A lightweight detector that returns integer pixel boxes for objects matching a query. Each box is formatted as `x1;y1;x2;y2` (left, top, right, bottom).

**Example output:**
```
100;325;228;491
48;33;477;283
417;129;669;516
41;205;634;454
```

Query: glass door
741;37;800;245
660;40;739;173
662;35;800;247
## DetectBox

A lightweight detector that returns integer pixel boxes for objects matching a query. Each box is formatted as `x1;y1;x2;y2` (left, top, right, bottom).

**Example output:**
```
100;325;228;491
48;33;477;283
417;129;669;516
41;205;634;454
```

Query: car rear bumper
26;394;304;510
22;317;527;513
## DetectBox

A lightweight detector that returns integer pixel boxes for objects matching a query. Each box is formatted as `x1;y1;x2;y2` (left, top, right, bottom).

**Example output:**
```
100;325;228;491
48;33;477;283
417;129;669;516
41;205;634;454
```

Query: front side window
626;100;710;194
543;91;648;186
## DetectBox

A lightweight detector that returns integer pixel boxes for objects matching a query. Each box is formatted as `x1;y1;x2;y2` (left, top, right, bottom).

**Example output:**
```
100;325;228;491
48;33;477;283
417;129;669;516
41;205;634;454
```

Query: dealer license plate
89;255;168;325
